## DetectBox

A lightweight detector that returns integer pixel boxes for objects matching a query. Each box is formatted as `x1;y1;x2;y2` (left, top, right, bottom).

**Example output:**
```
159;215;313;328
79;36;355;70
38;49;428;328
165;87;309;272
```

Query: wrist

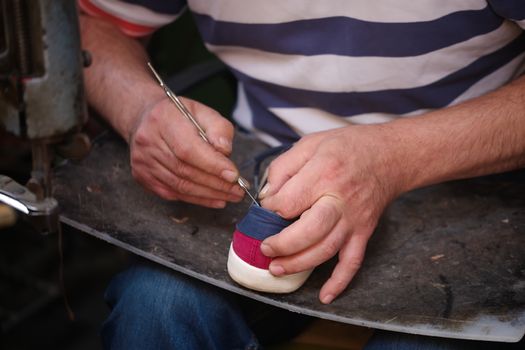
123;87;166;144
352;122;420;198
374;115;452;194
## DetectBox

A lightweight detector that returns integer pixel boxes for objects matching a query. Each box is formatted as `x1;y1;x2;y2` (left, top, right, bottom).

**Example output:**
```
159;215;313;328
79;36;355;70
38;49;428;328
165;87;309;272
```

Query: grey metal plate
53;132;525;343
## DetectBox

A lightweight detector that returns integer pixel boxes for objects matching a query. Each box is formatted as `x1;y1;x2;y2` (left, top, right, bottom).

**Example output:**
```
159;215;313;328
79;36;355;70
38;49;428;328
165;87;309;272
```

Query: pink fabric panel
232;230;272;269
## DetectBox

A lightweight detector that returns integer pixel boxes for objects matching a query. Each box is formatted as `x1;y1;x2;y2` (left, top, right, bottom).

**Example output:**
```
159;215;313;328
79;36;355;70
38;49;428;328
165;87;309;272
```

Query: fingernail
260;242;274;257
221;169;238;183
269;263;285;276
321;294;334;304
258;183;270;199
218;137;232;153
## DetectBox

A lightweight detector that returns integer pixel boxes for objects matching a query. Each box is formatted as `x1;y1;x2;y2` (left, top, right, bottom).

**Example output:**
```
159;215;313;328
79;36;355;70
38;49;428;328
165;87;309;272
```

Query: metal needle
147;62;260;206
237;176;259;206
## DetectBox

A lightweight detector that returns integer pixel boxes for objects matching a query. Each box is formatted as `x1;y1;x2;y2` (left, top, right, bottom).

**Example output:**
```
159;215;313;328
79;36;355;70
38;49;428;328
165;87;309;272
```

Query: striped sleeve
488;0;525;29
78;0;186;37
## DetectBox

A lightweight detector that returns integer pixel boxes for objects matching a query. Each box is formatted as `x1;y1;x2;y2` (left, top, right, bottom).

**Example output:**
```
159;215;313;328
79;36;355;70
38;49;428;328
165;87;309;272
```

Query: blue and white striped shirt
80;0;525;145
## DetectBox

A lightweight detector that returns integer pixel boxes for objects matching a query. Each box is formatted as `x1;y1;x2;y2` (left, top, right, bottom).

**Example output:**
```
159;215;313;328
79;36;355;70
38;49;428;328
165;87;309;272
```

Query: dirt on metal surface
53;132;525;342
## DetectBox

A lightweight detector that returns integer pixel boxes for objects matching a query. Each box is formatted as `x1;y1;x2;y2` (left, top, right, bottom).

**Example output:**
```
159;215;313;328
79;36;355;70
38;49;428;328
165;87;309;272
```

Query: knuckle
174;162;190;178
174;177;191;194
324;157;344;179
270;245;284;257
345;256;363;271
133;127;150;147
321;194;345;215
308;216;326;233
283;261;303;274
179;96;195;109
321;240;339;260
330;278;349;292
266;237;284;255
278;205;296;220
175;143;191;160
275;238;293;255
313;202;337;226
297;134;313;146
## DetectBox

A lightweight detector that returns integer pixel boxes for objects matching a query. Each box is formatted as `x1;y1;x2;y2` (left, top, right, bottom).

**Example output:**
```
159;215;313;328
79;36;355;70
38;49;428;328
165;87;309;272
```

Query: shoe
227;205;312;293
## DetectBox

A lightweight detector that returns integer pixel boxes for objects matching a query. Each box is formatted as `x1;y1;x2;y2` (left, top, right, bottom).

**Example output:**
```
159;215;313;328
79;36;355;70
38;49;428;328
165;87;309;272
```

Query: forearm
385;76;525;193
259;74;525;304
80;15;163;142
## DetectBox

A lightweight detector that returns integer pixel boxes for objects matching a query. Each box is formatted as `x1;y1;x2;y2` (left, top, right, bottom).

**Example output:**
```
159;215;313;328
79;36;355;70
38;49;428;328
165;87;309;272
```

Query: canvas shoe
227;204;312;293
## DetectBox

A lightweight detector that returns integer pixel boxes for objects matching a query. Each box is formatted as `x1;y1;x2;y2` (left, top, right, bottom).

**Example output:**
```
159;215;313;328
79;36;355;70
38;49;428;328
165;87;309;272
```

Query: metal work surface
53;132;525;343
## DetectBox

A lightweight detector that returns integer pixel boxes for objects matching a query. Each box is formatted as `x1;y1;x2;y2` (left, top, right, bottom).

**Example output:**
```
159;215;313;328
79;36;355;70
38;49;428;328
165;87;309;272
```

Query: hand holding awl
147;62;260;206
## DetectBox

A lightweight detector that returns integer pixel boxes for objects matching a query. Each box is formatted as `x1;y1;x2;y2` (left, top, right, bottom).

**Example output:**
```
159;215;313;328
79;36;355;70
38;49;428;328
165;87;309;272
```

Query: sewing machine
0;0;89;233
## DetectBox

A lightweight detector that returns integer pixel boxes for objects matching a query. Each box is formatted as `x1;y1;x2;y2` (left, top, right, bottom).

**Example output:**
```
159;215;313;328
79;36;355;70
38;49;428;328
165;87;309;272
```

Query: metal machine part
0;0;89;232
0;175;58;233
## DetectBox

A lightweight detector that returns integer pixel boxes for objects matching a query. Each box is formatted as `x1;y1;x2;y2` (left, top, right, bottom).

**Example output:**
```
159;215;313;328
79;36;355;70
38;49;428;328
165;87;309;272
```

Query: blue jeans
101;262;524;350
101;262;311;350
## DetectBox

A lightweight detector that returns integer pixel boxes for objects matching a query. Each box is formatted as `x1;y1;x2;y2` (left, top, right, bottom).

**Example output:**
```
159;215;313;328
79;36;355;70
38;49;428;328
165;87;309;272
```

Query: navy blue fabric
102;262;313;349
102;263;261;349
231;32;525;118
488;0;525;21
237;205;294;241
122;0;186;14
194;7;503;57
245;91;301;144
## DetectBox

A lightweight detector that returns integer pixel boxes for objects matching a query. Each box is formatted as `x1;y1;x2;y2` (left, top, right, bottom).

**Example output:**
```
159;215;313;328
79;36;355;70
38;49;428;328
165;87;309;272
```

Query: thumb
205;116;234;156
184;98;234;156
259;143;309;202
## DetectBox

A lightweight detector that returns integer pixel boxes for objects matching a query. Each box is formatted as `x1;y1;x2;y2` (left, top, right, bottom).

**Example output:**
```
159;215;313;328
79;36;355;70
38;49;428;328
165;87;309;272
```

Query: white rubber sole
227;244;312;293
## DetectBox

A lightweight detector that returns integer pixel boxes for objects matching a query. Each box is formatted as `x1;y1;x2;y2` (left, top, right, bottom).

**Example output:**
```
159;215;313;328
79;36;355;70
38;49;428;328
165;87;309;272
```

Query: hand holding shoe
259;125;408;304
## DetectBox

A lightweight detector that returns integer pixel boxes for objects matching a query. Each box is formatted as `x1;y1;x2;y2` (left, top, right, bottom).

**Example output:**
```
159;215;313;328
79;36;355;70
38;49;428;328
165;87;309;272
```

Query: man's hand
259;125;405;304
80;16;245;208
129;95;245;208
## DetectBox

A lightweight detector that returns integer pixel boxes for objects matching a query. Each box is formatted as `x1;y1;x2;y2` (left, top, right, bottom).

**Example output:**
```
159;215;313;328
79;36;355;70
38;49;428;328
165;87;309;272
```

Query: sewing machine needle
147;62;260;207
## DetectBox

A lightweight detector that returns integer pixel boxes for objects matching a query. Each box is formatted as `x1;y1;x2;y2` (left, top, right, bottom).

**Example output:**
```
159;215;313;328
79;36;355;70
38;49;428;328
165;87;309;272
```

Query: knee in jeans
106;264;234;320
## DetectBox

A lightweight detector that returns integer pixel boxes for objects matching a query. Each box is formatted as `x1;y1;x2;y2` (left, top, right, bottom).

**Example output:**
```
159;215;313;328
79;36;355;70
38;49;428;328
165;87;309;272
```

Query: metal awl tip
238;177;260;206
147;62;164;87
